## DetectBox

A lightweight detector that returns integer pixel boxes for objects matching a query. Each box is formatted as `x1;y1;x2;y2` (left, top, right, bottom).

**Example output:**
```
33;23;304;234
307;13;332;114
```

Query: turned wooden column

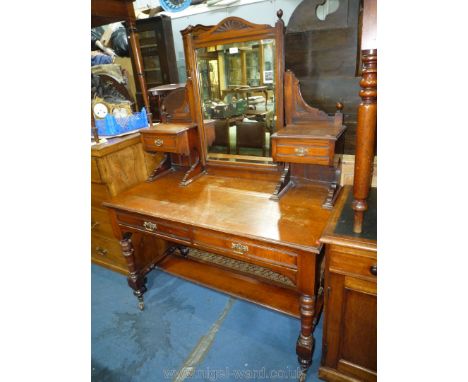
126;16;153;125
120;232;148;310
296;294;316;380
352;49;377;233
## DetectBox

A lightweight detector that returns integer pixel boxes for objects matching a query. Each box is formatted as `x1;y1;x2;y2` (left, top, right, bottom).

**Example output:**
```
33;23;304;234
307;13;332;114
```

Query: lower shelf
157;254;301;318
318;366;365;382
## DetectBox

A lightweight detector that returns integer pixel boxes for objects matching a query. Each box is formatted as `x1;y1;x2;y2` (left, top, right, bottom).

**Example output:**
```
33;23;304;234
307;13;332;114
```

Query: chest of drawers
91;133;167;274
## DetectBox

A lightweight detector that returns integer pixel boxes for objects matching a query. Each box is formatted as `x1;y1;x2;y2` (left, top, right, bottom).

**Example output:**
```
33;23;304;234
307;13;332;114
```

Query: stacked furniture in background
135;15;179;120
91;0;168;273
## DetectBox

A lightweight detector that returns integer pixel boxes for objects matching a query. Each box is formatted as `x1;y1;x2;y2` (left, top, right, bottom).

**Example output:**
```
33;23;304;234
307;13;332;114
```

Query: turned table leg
120;232;147;311
296;294;316;381
352;49;377;233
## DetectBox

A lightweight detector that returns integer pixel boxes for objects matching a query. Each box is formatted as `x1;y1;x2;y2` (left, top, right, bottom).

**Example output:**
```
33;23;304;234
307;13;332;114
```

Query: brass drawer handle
143;221;157;232
96;246;108;256
370;265;377;276
154;139;164;147
231;242;248;254
294;147;308;156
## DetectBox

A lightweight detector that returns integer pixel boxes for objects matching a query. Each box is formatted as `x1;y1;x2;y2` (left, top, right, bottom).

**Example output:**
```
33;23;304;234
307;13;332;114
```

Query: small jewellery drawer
272;138;331;165
141;134;185;154
116;212;191;244
329;247;377;280
192;228;297;269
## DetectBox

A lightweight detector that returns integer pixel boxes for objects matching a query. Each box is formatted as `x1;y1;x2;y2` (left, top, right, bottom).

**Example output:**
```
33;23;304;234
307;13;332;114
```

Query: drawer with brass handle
143;221;157;232
116;212;191;244
294;147;308;157
141;134;178;153
271;138;331;165
92;232;128;270
140;124;195;156
154;139;164;147
92;207;116;238
329;248;377;280
192;228;297;269
231;242;249;254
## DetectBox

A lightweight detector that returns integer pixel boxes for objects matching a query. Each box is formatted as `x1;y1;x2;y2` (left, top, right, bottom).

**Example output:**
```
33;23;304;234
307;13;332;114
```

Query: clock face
93;102;109;119
160;0;191;13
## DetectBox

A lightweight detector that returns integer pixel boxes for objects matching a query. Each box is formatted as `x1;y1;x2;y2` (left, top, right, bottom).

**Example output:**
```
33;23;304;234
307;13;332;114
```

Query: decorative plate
160;0;191;13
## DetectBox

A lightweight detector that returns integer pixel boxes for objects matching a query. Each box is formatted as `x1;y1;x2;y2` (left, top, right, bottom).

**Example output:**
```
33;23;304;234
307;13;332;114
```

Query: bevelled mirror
181;14;285;165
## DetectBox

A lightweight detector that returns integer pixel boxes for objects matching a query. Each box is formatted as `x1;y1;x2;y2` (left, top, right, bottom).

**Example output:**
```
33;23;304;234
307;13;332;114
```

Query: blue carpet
92;264;323;381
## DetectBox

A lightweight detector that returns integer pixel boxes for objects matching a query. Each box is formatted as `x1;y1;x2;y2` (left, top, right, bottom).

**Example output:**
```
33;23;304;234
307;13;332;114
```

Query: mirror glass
196;39;276;162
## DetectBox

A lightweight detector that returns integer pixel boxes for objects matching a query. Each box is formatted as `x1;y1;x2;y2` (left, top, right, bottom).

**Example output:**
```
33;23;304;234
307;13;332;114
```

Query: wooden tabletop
273;123;346;140
104;172;333;253
320;186;377;251
91;133;141;158
148;83;186;95
142;123;197;134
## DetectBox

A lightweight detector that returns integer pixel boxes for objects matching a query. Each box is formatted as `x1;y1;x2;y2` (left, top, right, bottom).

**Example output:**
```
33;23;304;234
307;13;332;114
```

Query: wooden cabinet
319;186;377;382
91;133;164;274
134;15;179;117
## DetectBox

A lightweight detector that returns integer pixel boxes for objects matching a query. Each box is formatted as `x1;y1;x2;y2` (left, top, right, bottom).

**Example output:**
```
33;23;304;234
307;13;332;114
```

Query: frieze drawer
116;212;191;244
329;246;377;280
192;228;297;270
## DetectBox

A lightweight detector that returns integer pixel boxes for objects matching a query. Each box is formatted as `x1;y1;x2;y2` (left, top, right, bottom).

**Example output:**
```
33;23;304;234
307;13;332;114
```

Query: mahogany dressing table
104;11;347;380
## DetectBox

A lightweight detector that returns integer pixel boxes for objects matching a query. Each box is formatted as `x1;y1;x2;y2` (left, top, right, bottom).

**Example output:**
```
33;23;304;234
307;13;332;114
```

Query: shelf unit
132;15;179;119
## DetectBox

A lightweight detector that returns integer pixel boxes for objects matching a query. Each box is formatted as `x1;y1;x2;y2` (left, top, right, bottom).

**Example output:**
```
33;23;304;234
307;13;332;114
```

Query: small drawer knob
370;265;377;276
143;221;157;232
154;139;164;147
294;147;308;156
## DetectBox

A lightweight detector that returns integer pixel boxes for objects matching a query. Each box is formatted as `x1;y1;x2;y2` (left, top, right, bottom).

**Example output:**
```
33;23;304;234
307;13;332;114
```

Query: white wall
134;0;302;82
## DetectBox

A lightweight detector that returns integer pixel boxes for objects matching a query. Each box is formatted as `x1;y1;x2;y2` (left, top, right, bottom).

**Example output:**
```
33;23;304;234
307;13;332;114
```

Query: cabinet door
324;271;377;381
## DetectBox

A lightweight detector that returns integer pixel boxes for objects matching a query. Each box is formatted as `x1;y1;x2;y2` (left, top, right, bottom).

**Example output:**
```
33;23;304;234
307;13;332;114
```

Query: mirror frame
181;13;285;167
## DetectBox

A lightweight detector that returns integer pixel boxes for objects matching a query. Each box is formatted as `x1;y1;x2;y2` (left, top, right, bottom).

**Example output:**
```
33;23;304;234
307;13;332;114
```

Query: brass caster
138;301;144;311
299;371;307;382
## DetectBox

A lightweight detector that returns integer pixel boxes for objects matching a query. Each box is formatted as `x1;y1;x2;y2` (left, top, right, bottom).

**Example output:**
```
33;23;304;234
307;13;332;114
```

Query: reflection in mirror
196;39;276;162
